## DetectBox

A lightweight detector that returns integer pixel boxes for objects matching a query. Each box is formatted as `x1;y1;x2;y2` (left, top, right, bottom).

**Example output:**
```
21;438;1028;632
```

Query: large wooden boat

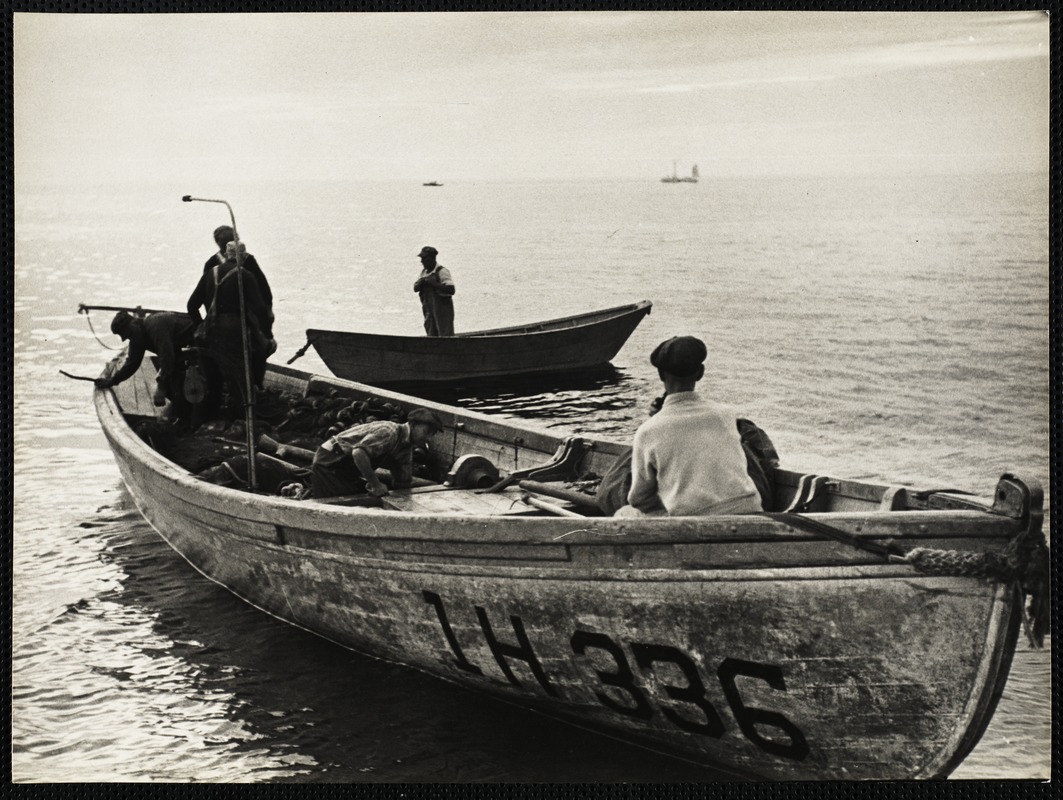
96;355;1047;780
300;300;652;387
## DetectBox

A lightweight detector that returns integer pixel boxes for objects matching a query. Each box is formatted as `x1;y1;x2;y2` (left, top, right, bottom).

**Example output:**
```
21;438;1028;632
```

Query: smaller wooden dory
300;300;652;386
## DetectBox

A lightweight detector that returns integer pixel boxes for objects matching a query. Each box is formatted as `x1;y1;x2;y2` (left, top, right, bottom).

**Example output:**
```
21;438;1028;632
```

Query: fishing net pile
130;388;421;490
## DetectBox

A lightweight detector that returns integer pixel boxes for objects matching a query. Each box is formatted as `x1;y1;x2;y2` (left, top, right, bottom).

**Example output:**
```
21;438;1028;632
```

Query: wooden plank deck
381;486;545;516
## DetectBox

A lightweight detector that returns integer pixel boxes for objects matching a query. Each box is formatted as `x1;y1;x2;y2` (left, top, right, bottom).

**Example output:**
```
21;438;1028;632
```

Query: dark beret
650;336;707;377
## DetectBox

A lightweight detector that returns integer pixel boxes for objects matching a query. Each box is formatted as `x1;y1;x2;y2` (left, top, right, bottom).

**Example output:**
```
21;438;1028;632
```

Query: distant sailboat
660;162;698;183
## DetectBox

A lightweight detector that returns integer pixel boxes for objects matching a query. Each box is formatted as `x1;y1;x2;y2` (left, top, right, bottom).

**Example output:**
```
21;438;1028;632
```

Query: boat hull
307;301;652;386
95;365;1032;780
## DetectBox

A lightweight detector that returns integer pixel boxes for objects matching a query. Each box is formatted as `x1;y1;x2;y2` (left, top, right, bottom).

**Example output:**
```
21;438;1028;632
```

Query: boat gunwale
96;371;1023;550
306;300;652;343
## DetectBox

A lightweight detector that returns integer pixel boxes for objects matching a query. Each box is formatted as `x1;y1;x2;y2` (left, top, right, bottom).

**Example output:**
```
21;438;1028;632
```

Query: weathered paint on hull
308;301;652;385
99;391;1021;780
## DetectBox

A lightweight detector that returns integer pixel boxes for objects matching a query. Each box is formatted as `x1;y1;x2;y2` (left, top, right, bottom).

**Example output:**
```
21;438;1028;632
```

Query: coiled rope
900;534;1050;648
901;547;1012;578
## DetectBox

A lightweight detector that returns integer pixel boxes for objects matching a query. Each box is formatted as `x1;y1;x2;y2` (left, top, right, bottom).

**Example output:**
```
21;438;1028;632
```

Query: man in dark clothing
187;242;273;334
204;225;273;307
187;242;274;412
95;311;196;420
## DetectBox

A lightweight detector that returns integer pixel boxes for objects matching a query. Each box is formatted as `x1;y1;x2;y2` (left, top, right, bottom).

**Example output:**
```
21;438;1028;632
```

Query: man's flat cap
650;336;707;377
407;407;444;432
110;310;134;336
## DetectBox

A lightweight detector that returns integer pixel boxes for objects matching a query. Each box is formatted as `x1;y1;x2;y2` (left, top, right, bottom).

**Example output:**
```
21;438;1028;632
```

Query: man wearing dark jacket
203;225;272;307
95;311;196;419
186;242;273;411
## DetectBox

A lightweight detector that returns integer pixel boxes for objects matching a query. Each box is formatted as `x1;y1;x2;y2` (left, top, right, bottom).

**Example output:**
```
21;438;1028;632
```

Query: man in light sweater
617;336;762;517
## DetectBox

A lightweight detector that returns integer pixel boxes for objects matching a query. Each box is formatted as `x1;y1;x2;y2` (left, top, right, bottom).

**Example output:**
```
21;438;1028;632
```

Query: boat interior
113;361;1011;523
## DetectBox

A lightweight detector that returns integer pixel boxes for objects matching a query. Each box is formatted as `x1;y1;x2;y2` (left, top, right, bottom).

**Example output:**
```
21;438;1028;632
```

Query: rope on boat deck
899;546;1013;578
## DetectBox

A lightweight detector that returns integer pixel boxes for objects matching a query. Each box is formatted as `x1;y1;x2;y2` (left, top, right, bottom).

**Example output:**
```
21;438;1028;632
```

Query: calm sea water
12;173;1050;782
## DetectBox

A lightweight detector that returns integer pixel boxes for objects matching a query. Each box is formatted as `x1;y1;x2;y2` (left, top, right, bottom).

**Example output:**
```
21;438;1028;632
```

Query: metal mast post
182;194;258;490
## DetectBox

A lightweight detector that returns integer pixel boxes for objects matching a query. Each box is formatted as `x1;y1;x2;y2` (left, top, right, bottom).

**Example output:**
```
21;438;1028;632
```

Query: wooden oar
518;480;600;512
520;493;585;517
59;370;98;382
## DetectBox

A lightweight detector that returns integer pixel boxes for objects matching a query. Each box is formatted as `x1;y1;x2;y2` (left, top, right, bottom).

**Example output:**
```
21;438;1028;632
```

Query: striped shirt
324;420;414;486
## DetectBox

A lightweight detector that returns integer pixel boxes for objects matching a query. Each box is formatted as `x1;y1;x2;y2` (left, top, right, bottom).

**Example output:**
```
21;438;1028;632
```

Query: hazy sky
14;11;1049;184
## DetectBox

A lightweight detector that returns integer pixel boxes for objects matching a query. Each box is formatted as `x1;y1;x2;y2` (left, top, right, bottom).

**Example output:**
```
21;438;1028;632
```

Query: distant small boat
661;162;698;184
423;181;443;187
303;301;652;387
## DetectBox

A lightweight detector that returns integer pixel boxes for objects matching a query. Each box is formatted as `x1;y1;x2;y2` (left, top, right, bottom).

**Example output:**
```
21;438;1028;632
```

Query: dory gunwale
95;358;1045;780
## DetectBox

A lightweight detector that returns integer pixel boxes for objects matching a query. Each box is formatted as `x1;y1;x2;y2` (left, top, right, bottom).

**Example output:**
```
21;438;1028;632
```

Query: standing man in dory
413;245;456;336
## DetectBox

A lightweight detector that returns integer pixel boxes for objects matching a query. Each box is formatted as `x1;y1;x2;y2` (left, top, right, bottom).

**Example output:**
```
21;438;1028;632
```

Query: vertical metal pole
182;195;257;490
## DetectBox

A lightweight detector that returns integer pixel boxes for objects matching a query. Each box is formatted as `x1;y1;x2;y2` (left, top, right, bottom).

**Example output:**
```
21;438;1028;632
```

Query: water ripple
13;174;1049;781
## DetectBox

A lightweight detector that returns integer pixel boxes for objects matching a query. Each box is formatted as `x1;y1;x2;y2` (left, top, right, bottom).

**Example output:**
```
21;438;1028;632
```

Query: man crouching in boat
614;336;763;518
95;310;196;424
310;408;444;498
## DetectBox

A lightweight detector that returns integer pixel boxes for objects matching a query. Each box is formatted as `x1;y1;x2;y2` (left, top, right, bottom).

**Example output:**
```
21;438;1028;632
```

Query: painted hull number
424;591;809;761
